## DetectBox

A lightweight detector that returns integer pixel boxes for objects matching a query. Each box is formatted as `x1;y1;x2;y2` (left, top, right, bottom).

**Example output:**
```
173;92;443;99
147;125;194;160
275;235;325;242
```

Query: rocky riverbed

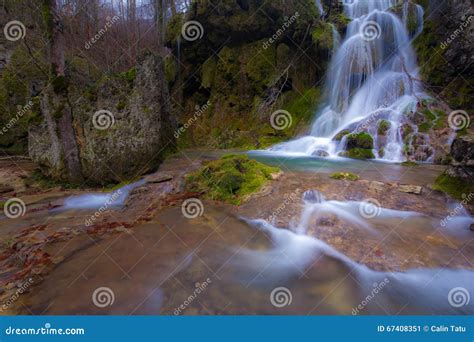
1;152;473;315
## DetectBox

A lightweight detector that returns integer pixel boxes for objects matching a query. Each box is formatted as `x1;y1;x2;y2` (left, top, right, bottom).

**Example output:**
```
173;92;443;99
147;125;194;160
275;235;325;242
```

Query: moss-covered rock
186;154;279;205
330;172;360;181
433;173;472;200
29;53;176;185
377;120;391;135
312;22;334;51
413;3;474;111
0;46;47;154
389;1;422;38
166;0;346;149
341;148;375;159
334;129;350;141
346;132;374;150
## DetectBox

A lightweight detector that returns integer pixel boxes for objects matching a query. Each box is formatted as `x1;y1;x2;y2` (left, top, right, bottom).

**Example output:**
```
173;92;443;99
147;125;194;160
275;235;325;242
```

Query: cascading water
231;191;474;314
269;0;427;162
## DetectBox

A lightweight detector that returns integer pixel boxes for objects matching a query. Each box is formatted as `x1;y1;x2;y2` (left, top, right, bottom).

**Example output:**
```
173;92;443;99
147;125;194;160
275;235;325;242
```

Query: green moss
331;13;351;32
282;87;320;133
379;147;385;158
330;172;360;181
25;169;83;190
433;109;447;129
432;173;472;200
341;148;375;159
418;122;431;133
346;132;374;149
42;1;54;40
422;108;436;122
334;130;350;141
216;46;240;82
312;22;333;51
242;40;277;94
185;154;279;205
414;20;474;109
377;120;391;135
116;99;127;111
165;13;184;44
201;57;216;89
164;55;178;84
117;67;136;85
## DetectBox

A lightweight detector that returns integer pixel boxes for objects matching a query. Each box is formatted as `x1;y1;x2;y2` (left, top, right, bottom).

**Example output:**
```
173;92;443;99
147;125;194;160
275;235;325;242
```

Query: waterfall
315;0;325;17
269;0;427;162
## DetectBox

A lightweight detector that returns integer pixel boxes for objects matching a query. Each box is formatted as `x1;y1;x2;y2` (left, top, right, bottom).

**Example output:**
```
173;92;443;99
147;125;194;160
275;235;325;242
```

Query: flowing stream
268;0;426;162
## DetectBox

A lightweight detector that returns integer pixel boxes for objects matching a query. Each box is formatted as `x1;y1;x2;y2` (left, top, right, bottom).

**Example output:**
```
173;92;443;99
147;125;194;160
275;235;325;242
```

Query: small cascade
268;0;430;162
231;191;474;314
315;0;325;17
328;23;341;52
61;179;146;210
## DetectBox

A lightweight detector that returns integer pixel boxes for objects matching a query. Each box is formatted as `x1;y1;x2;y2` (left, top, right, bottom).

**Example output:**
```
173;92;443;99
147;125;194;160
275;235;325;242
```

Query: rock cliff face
164;0;346;149
29;54;176;185
415;0;474;111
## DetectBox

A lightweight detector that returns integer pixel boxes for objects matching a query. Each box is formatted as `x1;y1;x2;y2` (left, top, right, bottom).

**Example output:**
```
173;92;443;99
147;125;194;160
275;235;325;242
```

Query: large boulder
446;135;474;180
29;54;176;185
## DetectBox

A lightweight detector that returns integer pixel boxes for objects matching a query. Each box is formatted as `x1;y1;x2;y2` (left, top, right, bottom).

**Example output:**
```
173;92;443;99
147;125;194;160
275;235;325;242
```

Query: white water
315;0;324;17
268;0;426;162
232;191;474;314
61;179;146;210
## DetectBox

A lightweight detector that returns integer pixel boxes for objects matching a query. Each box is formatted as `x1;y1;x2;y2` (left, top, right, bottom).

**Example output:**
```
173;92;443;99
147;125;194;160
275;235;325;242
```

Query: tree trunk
42;0;84;184
153;0;165;51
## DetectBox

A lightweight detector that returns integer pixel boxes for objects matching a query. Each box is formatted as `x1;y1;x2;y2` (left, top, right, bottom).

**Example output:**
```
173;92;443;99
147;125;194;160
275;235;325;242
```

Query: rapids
230;191;474;314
